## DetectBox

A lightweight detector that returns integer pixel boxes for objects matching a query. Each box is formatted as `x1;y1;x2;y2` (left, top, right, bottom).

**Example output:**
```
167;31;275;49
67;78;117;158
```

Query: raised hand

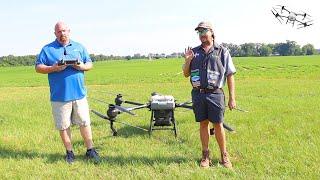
184;46;194;62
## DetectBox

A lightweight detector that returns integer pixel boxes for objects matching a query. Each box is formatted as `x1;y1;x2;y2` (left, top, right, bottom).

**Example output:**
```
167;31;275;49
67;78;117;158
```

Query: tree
274;40;298;56
301;44;317;55
240;43;257;56
221;43;241;57
258;44;272;56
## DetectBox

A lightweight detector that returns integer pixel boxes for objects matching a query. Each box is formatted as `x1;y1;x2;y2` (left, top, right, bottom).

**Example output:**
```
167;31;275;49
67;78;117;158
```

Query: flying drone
271;5;313;28
90;92;236;137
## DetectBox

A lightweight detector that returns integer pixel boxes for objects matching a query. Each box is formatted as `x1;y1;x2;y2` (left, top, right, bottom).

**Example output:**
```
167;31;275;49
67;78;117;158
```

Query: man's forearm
182;60;191;77
227;74;235;100
35;64;56;74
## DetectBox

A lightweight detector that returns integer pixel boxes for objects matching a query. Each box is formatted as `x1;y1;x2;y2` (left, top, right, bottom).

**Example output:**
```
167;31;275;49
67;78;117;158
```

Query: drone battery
150;95;175;110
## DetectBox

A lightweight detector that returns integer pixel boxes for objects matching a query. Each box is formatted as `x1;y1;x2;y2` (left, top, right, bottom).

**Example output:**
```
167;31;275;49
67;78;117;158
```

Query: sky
0;0;319;56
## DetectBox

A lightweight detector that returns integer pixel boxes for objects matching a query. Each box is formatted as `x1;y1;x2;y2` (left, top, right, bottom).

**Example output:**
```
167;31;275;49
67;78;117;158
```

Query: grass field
0;56;319;179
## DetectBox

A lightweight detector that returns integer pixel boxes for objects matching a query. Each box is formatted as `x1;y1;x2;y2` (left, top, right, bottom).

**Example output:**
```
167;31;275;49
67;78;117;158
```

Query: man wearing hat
182;21;236;168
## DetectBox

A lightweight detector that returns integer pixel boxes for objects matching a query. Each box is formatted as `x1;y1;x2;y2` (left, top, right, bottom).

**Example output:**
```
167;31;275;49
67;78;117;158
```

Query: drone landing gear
149;110;178;137
110;121;118;136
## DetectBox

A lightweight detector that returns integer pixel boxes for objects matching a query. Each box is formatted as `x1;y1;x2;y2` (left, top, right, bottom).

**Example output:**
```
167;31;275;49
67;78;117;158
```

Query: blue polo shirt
190;43;236;89
35;39;92;102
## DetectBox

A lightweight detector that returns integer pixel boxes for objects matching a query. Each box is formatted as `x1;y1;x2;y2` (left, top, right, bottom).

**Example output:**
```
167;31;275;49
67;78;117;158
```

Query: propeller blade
178;105;193;110
88;97;109;105
91;109;148;132
225;106;249;112
223;123;235;132
235;107;249;112
88;90;122;96
124;100;145;106
301;11;311;17
91;109;110;120
271;9;277;16
271;9;283;23
177;100;192;106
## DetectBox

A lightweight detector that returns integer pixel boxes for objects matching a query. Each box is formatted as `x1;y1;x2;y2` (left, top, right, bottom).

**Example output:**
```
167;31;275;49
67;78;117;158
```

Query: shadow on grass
0;146;62;163
0;146;194;165
116;125;150;137
1;142;221;166
98;154;190;166
108;123;179;138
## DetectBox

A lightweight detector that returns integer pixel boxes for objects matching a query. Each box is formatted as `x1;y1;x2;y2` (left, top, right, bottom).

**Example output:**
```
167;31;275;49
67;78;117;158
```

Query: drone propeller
91;109;148;132
304;20;313;24
225;106;249;112
88;97;136;115
297;23;313;29
271;8;283;23
176;100;192;106
298;11;312;20
89;90;127;97
223;123;235;132
276;5;289;13
88;96;109;104
297;20;314;29
175;100;193;110
91;109;111;120
234;107;249;113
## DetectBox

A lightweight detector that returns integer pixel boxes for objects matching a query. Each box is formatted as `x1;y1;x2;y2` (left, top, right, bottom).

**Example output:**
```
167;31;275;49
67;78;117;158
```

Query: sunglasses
197;28;209;36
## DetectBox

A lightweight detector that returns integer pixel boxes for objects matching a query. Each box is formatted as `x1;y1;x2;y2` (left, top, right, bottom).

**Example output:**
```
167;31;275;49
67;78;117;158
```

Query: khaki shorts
51;97;91;130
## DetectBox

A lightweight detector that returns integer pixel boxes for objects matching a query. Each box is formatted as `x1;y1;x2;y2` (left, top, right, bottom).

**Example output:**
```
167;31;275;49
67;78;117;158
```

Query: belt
193;87;222;93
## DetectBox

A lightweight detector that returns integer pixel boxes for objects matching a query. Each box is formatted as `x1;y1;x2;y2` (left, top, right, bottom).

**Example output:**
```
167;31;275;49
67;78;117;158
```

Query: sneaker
200;149;211;168
85;148;101;164
65;150;75;164
219;151;233;169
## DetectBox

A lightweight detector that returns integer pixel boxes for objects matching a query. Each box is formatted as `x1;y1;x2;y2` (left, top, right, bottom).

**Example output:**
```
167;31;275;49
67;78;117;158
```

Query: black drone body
90;93;235;137
271;5;313;28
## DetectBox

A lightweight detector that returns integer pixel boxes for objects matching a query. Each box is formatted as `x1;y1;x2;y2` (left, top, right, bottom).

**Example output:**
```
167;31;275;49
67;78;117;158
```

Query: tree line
222;40;318;57
0;40;318;67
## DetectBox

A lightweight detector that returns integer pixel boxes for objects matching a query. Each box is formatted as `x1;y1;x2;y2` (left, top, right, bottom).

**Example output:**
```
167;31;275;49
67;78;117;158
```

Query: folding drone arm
126;104;150;111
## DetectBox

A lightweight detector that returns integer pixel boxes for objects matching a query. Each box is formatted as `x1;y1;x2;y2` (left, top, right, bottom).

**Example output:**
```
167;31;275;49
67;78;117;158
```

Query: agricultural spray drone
90;92;235;137
271;5;313;28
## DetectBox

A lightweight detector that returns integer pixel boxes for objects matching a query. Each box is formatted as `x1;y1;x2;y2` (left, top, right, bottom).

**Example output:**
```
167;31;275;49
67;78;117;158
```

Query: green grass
0;56;320;179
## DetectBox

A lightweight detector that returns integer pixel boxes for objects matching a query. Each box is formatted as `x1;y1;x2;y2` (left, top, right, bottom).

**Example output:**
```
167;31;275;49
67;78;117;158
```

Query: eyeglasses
197;29;209;36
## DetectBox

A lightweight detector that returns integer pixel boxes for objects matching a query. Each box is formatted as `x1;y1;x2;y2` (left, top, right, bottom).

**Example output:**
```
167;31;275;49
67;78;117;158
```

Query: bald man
35;22;100;164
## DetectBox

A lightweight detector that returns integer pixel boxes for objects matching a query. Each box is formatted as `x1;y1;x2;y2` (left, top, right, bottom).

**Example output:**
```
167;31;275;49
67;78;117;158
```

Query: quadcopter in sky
271;5;313;29
90;92;237;137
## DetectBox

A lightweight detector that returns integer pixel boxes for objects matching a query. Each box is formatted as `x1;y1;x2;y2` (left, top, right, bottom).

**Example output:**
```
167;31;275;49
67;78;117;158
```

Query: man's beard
200;36;213;47
60;36;68;42
201;40;211;46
